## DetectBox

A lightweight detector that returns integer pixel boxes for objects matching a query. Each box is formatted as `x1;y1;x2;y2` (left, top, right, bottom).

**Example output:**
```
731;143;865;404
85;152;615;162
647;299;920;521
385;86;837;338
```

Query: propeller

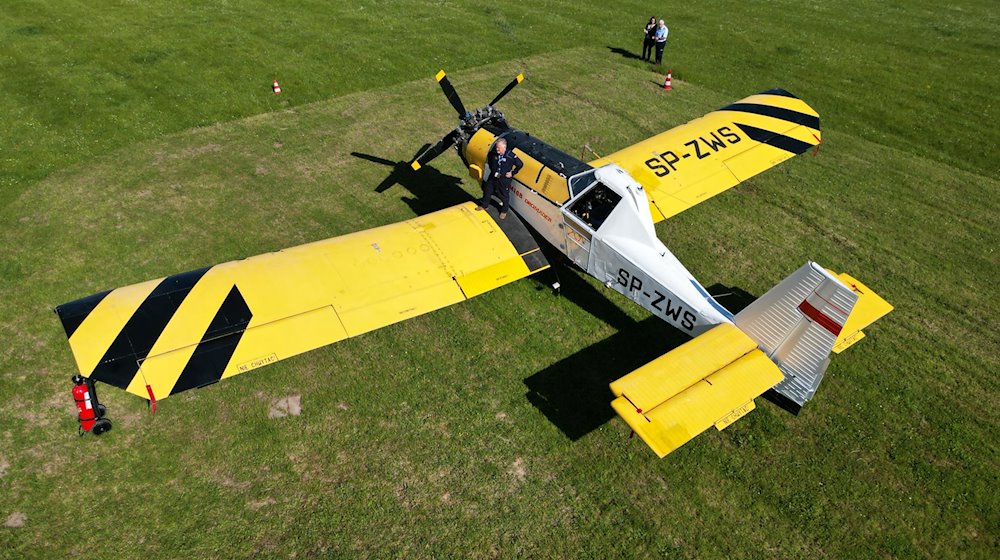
435;70;467;118
489;73;524;107
410;70;525;171
410;129;461;171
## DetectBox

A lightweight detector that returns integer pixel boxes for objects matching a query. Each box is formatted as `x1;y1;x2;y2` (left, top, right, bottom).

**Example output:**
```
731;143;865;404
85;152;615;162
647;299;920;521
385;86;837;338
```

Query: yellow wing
592;88;821;222
55;203;548;401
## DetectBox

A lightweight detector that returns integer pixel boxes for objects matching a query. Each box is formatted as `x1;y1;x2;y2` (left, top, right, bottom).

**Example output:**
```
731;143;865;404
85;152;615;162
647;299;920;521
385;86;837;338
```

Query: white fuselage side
508;164;734;336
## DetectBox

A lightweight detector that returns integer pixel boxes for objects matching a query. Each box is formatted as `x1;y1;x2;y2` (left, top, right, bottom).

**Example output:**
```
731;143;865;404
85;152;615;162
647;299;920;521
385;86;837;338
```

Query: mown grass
1;1;998;558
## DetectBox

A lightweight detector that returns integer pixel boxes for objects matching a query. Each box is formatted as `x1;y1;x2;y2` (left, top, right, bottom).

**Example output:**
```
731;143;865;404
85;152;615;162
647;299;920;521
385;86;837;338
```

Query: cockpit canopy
566;182;623;231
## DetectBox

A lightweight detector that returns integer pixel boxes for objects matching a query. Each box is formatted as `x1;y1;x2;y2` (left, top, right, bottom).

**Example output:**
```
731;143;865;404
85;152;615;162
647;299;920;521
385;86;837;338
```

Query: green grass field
1;1;997;558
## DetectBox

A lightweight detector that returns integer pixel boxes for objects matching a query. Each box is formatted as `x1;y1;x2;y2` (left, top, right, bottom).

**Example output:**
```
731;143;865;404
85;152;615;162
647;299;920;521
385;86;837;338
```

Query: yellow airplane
55;72;891;456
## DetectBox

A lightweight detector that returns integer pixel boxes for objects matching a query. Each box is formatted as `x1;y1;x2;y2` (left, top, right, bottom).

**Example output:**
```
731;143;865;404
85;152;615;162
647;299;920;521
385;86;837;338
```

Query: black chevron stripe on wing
735;123;814;155
55;289;112;339
89;267;210;389
721;103;820;131
169;284;253;395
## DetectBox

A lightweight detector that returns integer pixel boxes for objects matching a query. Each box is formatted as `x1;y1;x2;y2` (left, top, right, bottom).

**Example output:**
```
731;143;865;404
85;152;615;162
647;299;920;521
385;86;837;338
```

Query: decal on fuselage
616;267;697;331
510;181;552;224
511;183;555;223
643;126;742;177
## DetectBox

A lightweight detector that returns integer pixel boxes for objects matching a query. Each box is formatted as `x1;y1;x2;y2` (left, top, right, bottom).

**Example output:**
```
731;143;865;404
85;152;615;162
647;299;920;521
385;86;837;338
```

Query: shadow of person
606;46;643;60
350;148;474;216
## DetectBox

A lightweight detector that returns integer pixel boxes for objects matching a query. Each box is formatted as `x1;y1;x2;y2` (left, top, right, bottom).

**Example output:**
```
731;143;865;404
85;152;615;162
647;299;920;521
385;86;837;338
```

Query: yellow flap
714;400;755;431
829;271;894;353
609;323;757;413
58;202;545;401
629;350;783;458
592;89;820;223
610;324;786;458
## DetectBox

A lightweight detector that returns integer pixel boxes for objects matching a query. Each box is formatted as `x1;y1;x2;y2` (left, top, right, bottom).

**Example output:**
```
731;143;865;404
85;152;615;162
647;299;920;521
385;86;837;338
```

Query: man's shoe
499;211;507;220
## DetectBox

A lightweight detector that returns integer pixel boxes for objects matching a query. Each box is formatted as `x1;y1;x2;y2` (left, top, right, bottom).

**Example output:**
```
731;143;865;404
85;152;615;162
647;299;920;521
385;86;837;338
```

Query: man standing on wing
476;137;523;220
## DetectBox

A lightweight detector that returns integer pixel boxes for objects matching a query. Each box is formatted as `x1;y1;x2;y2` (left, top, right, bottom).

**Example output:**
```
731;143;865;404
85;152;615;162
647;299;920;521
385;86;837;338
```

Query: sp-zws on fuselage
424;113;736;336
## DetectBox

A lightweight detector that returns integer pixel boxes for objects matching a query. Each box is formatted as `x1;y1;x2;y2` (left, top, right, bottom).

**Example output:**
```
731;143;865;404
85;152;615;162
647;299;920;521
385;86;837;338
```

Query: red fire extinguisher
72;375;111;435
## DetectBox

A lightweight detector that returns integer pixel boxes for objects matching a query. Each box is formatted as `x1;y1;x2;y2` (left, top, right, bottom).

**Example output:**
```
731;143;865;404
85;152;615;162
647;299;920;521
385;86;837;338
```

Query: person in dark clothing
476;138;523;219
642;16;657;61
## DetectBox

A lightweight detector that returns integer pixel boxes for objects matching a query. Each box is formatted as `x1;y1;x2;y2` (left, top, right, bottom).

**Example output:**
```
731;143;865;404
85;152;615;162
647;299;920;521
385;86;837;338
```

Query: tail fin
734;261;891;413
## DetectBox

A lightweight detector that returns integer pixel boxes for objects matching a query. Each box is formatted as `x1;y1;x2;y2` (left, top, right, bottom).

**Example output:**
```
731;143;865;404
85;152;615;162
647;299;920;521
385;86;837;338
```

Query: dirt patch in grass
16;390;67;431
247;497;276;510
509;457;527;489
4;512;26;528
152;143;223;169
178;143;222;158
268;395;302;418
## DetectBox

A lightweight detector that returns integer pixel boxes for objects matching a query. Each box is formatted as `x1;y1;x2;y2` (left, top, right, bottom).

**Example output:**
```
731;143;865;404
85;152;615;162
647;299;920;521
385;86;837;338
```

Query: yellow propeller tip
410;161;422;171
435;70;446;82
516;73;524;83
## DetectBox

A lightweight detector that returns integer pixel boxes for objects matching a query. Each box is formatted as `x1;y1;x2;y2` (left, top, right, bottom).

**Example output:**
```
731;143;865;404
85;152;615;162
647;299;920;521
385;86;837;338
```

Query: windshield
567;183;622;230
568;170;596;198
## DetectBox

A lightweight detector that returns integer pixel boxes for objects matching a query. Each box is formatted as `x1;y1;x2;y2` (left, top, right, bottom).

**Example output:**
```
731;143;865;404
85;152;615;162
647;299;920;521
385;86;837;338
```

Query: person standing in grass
475;138;522;220
654;19;669;67
642;16;657;61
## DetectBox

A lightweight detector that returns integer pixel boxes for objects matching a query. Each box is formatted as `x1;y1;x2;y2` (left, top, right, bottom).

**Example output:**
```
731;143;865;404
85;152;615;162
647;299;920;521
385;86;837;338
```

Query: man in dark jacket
476;137;523;219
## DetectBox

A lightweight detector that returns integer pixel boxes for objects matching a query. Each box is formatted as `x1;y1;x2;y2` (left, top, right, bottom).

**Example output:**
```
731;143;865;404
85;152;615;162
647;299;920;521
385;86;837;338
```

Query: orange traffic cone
663;70;672;91
272;80;282;94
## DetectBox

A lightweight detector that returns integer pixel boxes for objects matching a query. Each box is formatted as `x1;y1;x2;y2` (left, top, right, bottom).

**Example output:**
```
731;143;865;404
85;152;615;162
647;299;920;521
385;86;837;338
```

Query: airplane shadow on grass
523;279;760;441
350;147;474;216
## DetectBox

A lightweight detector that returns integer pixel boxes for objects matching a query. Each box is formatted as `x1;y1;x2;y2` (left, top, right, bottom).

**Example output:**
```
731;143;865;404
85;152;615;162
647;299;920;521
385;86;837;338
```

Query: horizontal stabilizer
610;324;783;458
828;271;894;353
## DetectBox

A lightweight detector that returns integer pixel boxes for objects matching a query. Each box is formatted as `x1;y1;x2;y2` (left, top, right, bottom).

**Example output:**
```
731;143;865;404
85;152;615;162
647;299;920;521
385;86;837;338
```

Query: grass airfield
1;1;997;558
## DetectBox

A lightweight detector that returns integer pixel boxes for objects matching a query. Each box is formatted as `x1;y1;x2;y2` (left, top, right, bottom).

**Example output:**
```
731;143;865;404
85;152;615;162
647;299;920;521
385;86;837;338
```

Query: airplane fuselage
461;125;734;336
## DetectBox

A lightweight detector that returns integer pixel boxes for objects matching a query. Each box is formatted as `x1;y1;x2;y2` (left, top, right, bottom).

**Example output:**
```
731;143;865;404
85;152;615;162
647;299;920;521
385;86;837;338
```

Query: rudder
734;261;888;413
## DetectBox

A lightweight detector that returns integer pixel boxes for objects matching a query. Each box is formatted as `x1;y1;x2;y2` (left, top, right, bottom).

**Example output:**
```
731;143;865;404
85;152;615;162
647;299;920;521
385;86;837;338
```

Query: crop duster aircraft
55;71;891;457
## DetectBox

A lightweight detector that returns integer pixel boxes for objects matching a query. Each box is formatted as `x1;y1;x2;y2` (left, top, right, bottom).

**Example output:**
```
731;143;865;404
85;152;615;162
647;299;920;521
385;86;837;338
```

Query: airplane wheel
92;418;112;436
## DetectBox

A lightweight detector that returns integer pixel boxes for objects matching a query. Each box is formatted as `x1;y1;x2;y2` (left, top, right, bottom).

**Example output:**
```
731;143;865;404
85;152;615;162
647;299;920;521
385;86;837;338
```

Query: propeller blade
435;70;467;118
410;130;460;171
488;73;524;107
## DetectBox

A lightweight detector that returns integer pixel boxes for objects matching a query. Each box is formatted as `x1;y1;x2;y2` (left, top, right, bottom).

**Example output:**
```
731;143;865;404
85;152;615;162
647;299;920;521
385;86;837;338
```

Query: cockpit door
560;181;625;270
561;212;593;269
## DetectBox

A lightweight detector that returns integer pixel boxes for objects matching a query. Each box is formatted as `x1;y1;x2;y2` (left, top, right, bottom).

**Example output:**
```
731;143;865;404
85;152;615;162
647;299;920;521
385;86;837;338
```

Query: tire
92;418;112;436
97;404;107;418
